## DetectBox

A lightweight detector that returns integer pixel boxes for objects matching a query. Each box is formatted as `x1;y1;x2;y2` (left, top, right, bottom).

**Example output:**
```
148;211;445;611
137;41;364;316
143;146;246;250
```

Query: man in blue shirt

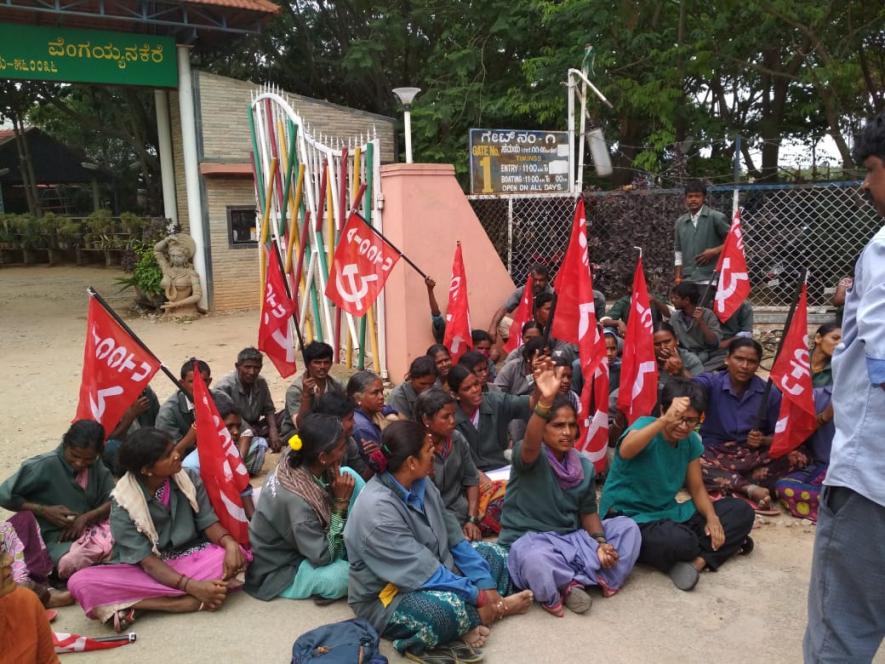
804;113;885;662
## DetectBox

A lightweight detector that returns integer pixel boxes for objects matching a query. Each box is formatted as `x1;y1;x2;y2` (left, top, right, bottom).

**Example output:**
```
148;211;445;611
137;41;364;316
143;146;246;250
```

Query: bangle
219;533;235;547
533;403;553;421
184;577;191;593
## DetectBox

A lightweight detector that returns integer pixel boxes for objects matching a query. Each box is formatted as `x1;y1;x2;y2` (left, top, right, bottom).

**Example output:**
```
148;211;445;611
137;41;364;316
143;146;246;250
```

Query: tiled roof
185;0;279;14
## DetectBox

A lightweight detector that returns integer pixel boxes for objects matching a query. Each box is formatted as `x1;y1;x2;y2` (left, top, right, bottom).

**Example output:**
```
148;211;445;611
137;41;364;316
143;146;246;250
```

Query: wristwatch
467;515;481;526
590;531;607;545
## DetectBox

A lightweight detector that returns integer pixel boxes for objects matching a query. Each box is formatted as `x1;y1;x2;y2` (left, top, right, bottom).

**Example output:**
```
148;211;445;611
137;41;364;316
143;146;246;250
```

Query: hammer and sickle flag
326;212;401;316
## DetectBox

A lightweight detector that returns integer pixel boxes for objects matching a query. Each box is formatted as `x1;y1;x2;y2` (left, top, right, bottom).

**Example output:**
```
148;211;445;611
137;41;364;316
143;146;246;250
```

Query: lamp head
392;87;421;109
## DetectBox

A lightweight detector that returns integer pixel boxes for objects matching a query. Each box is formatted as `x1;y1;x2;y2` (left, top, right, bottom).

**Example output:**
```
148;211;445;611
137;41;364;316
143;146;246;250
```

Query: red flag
258;241;297;378
75;295;161;431
193;365;251;546
53;631;135;653
769;282;817;458
504;274;535;354
326;212;401;316
553;199;609;469
617;256;659;423
713;209;751;323
443;242;473;364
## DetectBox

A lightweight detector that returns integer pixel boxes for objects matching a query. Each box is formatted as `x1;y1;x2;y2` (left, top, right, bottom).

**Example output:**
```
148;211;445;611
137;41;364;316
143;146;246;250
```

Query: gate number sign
469;128;570;195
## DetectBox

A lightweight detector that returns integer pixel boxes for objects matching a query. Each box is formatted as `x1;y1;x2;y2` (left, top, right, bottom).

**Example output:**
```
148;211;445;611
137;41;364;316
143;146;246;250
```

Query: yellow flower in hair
289;434;303;452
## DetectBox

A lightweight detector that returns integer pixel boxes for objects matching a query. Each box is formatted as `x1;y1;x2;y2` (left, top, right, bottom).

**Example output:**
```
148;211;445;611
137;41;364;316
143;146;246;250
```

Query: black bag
291;618;388;664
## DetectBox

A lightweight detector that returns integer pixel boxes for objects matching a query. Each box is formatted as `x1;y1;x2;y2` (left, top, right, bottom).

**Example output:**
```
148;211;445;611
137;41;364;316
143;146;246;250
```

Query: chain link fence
468;182;879;309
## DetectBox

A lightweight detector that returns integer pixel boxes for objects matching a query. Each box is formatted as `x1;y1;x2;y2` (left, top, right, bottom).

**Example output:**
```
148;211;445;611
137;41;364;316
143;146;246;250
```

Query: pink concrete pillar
380;163;515;382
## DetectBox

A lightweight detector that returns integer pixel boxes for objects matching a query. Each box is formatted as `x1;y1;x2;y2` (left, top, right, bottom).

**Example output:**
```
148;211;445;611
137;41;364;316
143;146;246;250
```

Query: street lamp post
392;87;421;163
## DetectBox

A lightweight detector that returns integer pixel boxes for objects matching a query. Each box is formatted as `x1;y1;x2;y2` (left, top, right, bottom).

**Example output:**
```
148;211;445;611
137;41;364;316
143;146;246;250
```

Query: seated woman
313;393;374;481
500;360;641;617
415;388;483;540
693;338;805;512
773;323;839;521
494;337;547;397
67;428;247;631
775;385;834;522
502;321;543;365
0;512;64;609
427;344;453;386
388;356;439;420
246;414;364;603
458;350;500;393
600;379;755;591
448;365;532;472
348;370;397;472
809;323;840;387
654;323;704;383
344;421;532;663
0;420;114;580
0;539;60;664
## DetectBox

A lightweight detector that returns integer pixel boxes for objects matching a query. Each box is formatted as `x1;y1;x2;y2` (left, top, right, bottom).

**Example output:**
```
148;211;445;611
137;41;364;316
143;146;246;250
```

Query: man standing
804;113;885;662
214;347;282;452
673;181;730;291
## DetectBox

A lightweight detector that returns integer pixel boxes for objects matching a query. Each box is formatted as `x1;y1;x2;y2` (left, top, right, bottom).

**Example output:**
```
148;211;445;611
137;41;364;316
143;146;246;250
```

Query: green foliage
10;214;45;249
201;0;882;187
116;241;163;299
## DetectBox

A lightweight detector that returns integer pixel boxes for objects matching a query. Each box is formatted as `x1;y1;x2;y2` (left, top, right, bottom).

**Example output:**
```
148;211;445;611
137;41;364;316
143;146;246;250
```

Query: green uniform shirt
246;471;336;601
599;416;703;524
155;390;194;440
720;302;754;341
280;372;345;440
454;391;531;471
110;468;218;564
0;445;114;563
432;430;480;524
674;205;730;282
497;441;598;548
386;381;419;420
213;371;276;430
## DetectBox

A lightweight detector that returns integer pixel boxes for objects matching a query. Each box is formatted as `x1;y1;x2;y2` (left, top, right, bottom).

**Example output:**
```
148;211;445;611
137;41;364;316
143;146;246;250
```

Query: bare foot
463;625;491;648
746;485;772;509
47;588;74;608
502;589;533;616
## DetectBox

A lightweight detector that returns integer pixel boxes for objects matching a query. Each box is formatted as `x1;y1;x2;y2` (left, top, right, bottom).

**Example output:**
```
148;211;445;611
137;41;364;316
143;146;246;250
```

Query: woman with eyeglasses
600;379;755;592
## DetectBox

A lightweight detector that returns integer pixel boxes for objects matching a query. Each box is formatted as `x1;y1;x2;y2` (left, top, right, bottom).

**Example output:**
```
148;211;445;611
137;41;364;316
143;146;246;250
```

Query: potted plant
14;214;48;264
85;209;118;266
116;240;165;310
0;214;20;264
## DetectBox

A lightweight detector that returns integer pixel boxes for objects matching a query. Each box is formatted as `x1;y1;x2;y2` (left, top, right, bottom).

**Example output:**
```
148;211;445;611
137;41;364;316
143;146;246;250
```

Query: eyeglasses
676;417;700;428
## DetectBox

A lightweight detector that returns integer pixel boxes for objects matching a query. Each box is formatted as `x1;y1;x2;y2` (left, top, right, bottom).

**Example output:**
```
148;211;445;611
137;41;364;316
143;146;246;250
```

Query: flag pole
351;210;429;280
753;267;808;430
270;239;309;366
86;287;185;393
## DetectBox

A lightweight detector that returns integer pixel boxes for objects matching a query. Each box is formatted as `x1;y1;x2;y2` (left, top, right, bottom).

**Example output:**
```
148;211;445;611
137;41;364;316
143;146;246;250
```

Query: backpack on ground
291;617;388;664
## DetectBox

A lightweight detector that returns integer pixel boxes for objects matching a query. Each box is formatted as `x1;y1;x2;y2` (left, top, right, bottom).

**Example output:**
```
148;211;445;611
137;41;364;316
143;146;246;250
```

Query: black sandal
403;648;457;664
443;643;484;663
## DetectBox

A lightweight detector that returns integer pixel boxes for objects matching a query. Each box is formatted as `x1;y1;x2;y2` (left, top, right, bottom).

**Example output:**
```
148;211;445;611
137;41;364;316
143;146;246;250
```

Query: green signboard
0;23;178;88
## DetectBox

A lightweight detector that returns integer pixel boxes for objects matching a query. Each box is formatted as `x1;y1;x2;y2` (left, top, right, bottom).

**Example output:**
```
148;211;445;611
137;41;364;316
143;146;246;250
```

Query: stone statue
154;234;203;318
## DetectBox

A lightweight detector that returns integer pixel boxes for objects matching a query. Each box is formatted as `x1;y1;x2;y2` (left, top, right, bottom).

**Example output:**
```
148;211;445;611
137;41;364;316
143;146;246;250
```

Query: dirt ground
1;266;880;664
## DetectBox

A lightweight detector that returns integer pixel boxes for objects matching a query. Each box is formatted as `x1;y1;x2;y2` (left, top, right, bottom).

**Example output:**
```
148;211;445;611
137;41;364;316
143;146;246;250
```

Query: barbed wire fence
467;181;879;312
